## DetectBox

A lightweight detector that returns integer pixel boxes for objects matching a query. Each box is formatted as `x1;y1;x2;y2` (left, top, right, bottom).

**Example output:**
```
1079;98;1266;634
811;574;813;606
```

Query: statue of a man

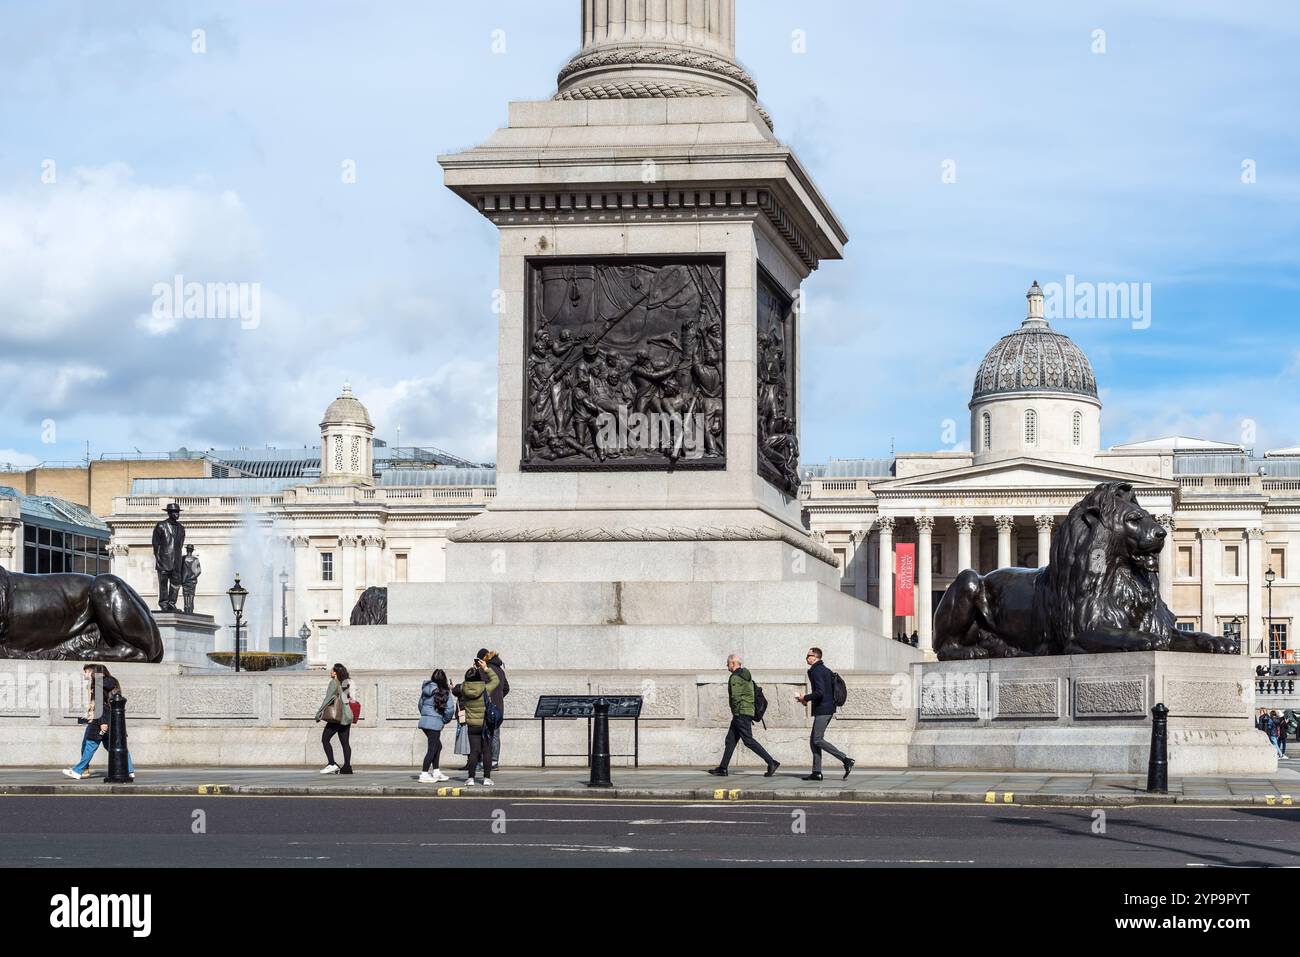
152;503;186;612
181;544;202;615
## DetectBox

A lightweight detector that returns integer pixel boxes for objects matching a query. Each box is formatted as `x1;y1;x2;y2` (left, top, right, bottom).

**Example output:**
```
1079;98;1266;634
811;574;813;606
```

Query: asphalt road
2;796;1298;867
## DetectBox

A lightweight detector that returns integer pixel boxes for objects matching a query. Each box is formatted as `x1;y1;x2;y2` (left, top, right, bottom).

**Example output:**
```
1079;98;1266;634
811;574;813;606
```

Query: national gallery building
94;284;1297;670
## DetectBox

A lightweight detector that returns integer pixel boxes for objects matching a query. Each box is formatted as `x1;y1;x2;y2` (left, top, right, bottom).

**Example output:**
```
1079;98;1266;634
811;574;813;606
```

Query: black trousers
465;728;489;779
422;727;444;772
720;715;774;769
322;723;351;768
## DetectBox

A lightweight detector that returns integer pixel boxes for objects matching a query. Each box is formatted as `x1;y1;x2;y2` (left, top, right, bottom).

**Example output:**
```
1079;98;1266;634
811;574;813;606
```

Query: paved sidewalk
3;764;1300;806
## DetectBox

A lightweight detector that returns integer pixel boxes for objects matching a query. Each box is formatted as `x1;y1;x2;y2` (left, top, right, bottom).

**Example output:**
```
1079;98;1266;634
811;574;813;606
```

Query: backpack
751;680;769;724
482;687;503;733
831;672;849;708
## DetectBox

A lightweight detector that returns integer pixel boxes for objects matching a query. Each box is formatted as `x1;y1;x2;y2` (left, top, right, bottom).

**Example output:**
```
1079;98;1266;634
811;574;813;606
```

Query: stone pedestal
153;613;221;671
908;652;1277;775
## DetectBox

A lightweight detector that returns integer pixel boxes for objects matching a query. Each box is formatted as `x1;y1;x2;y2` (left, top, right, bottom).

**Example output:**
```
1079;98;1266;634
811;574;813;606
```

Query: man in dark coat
151;503;185;612
476;648;509;773
796;647;854;781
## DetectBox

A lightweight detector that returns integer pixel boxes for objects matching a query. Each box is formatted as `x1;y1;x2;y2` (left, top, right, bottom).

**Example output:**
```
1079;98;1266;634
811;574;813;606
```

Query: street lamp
1230;615;1241;652
1265;566;1277;672
227;574;248;673
298;622;311;655
279;570;290;653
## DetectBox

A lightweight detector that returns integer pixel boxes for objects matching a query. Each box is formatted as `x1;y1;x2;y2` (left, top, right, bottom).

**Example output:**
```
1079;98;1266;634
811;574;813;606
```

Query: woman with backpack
452;658;500;787
417;668;456;783
62;664;134;781
315;663;355;775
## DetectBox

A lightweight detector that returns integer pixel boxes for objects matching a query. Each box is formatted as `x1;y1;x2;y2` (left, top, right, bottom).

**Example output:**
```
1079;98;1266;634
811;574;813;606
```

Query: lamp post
1265;566;1276;672
279;570;290;653
298;622;311;657
227;574;248;674
1230;615;1241;653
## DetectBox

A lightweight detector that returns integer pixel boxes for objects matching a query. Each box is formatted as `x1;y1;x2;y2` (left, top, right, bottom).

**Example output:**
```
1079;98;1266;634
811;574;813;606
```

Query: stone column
876;516;895;637
916;516;935;658
1199;527;1219;634
339;535;358;621
1157;515;1176;608
291;536;312;654
580;0;736;56
995;516;1015;570
955;516;974;574
109;543;130;580
363;535;384;589
1247;527;1265;657
1034;514;1054;568
848;530;866;601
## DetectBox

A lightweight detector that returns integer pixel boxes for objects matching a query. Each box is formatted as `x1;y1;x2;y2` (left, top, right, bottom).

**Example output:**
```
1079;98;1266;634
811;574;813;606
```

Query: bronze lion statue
0;565;163;662
933;482;1239;659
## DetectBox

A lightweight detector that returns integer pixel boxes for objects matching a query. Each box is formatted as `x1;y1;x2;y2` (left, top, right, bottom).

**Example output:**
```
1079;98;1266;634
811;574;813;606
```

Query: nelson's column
340;0;919;765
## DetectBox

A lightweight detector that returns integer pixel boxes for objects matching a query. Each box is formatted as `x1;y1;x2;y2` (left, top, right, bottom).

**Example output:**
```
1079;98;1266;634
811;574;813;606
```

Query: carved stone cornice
557;47;759;97
874;516;895;535
914;516;935;533
1156;514;1176;531
1034;514;1055;532
449;522;838;567
1199;527;1220;540
994;515;1016;532
954;515;976;533
1246;527;1265;540
107;543;131;557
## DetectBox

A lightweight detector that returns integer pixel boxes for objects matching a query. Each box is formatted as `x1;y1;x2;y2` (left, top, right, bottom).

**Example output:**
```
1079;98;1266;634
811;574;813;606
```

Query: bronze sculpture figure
152;503;186;612
0;564;163;662
933;482;1240;659
180;544;202;615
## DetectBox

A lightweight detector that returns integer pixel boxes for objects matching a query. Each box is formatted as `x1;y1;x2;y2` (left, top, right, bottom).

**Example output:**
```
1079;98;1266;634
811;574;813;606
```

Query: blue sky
1;0;1296;468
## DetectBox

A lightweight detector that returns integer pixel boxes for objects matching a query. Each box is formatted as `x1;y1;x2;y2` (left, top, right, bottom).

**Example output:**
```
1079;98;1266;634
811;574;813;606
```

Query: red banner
895;543;915;617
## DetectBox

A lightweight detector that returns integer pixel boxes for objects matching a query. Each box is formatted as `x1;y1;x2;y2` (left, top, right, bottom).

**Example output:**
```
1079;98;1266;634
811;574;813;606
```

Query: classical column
848;530;866;601
955;516;974;574
1034;515;1054;568
916;516;935;658
1247;527;1265;657
1155;515;1176;607
876;516;895;637
109;543;131;580
363;535;384;589
338;536;358;620
290;536;312;654
995;516;1015;570
1199;528;1219;634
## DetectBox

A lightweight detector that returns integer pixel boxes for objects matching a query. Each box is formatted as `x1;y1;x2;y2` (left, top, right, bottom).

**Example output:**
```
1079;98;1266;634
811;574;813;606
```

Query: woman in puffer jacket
417;669;455;783
452;660;500;787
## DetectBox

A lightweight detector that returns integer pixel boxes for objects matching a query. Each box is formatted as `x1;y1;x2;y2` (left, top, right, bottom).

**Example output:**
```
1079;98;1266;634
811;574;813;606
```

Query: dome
320;382;373;429
972;285;1098;403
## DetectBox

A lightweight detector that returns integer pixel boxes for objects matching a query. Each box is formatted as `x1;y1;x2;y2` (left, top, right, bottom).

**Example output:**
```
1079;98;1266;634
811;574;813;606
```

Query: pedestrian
62;664;134;781
1273;710;1288;758
707;654;779;778
1266;710;1284;758
452;658;500;787
417;668;456;783
795;647;854;781
473;648;509;775
315;663;355;774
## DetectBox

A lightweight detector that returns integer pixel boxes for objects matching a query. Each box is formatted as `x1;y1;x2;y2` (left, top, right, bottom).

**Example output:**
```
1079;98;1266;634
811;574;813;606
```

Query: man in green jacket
707;654;780;777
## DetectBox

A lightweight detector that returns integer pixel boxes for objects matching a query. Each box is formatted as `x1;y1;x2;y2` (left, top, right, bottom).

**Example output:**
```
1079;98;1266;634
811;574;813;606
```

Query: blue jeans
72;727;133;775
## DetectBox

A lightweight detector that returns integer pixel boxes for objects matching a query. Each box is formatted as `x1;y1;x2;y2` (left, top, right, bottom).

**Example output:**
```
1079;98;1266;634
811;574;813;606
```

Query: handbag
454;722;470;756
348;699;362;723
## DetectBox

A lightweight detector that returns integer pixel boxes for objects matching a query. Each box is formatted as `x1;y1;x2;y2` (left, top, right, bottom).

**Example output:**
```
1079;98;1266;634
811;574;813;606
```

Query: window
394;553;409;583
321;552;334;582
1269;547;1286;580
982;412;991;450
1222;544;1241;578
1270;622;1289;660
1072;411;1082;446
932;543;943;576
1176;620;1198;632
1024;409;1037;447
1176;545;1193;578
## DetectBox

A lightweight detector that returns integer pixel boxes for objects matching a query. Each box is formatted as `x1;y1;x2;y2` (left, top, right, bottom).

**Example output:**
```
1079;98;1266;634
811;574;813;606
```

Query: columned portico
916;515;935;658
1247;527;1265;655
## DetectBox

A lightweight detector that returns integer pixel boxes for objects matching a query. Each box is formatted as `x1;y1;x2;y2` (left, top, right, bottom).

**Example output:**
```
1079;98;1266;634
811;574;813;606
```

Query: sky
1;0;1297;469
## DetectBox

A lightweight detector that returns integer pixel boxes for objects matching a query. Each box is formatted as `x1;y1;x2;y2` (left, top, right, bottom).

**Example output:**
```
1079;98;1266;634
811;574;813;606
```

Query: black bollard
103;695;132;784
1146;702;1169;794
587;697;612;788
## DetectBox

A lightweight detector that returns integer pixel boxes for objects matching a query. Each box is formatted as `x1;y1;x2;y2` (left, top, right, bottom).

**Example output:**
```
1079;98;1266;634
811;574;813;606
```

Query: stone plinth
153;613;221;671
908;652;1277;775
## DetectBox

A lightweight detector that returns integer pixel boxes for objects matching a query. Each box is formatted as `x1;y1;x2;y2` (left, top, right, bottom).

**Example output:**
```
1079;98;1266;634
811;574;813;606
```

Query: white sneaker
61;768;81;780
464;778;475;787
418;771;436;784
483;777;494;787
319;764;340;774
